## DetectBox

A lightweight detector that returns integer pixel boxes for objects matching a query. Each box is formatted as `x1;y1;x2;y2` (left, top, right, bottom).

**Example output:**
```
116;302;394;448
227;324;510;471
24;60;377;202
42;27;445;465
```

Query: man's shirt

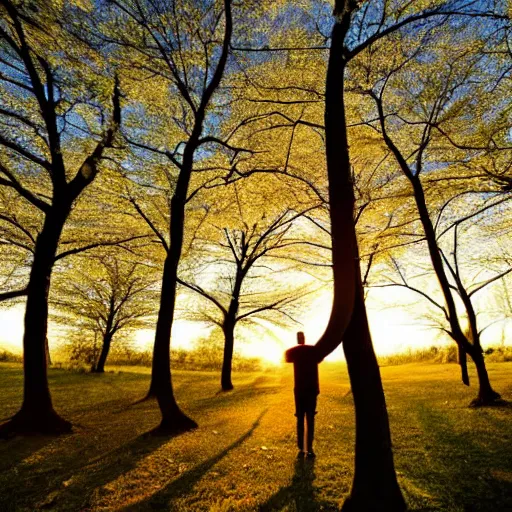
285;345;322;395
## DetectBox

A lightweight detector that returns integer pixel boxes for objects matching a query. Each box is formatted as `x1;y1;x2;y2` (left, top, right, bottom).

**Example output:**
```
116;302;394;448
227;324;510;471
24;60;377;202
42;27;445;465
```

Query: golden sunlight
0;305;24;353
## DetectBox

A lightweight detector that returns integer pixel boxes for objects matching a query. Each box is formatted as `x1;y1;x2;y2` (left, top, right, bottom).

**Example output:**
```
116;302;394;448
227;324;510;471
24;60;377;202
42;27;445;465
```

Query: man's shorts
294;391;318;417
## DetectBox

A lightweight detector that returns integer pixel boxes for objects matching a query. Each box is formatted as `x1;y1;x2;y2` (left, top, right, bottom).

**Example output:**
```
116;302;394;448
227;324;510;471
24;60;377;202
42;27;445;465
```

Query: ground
0;361;511;511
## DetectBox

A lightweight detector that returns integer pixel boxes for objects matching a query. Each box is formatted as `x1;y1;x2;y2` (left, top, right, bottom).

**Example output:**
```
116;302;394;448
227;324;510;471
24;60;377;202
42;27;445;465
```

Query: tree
52;254;157;373
179;206;316;390
0;0;121;436
356;20;510;404
102;0;238;433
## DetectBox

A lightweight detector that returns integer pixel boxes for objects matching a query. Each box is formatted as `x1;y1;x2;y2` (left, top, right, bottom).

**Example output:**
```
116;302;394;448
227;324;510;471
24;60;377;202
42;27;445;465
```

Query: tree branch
54;235;150;261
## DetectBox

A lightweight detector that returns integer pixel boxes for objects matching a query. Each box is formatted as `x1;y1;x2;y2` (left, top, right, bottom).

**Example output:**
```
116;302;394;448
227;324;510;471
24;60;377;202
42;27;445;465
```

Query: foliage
52;255;157;342
178;201;319;337
1;0;510;361
484;346;512;363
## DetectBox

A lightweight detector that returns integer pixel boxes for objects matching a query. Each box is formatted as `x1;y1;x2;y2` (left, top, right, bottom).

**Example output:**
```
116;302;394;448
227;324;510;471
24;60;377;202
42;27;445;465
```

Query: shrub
378;344;512;366
485;346;512;362
379;345;457;366
433;345;458;363
94;340;262;372
0;349;22;363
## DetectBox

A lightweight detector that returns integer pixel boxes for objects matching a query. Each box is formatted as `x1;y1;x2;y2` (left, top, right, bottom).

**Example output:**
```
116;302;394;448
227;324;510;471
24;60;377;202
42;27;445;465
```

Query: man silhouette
285;331;323;458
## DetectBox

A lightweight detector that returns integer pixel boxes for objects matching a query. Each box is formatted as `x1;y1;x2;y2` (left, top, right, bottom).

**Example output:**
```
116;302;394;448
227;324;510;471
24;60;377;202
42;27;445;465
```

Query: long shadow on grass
193;375;280;409
413;403;512;512
0;435;53;471
58;430;176;509
2;430;171;511
259;458;337;511
121;409;267;511
0;434;57;511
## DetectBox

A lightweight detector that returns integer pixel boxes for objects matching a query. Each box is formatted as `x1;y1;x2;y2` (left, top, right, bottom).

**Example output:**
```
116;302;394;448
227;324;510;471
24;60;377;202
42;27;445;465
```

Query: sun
258;343;285;365
240;338;284;365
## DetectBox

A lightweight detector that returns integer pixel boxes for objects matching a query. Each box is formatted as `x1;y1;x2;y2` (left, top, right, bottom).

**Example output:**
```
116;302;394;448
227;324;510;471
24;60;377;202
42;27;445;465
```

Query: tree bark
147;251;197;432
221;320;235;391
0;207;72;437
94;332;113;373
220;270;242;391
145;140;198;431
342;269;406;511
467;345;501;406
313;7;406;510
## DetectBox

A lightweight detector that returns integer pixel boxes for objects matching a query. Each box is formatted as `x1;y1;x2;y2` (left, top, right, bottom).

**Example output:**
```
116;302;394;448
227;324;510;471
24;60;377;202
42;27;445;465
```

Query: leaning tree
294;1;507;510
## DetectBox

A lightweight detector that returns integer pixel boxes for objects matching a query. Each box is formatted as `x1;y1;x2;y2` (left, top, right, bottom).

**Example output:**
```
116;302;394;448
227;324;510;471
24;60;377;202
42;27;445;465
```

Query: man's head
297;331;305;345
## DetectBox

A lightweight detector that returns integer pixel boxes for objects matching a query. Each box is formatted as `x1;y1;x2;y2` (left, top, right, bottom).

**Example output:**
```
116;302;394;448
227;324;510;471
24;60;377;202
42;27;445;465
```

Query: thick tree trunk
342;272;406;511
147;254;197;433
313;10;406;510
143;169;199;435
145;148;198;431
93;332;113;373
221;321;235;391
0;208;72;437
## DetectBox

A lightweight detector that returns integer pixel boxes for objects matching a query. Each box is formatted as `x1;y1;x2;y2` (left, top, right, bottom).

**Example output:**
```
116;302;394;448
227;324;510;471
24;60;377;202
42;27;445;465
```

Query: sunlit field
0;361;511;512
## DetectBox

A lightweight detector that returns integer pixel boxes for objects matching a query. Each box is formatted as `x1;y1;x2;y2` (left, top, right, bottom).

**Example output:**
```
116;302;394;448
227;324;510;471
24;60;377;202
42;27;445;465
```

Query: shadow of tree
51;429;176;510
0;435;58;511
259;458;338;511
412;403;512;511
0;435;53;471
193;375;281;409
0;428;172;511
122;409;268;511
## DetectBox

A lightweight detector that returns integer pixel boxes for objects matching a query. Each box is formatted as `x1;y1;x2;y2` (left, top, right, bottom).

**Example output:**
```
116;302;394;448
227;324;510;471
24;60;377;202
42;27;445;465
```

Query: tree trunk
93;332;113;373
221;275;241;391
221;321;235;391
143;175;198;436
342;271;406;511
145;147;198;431
458;344;469;386
0;208;72;437
468;345;501;406
313;10;406;510
146;252;197;433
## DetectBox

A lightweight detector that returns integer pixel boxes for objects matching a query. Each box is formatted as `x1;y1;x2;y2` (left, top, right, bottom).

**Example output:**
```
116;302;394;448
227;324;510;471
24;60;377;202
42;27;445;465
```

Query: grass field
0;361;511;511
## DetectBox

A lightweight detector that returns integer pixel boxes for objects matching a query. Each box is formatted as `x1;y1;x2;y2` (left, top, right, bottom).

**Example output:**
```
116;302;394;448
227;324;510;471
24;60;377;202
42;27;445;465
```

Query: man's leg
294;391;305;454
296;411;305;452
305;394;318;456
